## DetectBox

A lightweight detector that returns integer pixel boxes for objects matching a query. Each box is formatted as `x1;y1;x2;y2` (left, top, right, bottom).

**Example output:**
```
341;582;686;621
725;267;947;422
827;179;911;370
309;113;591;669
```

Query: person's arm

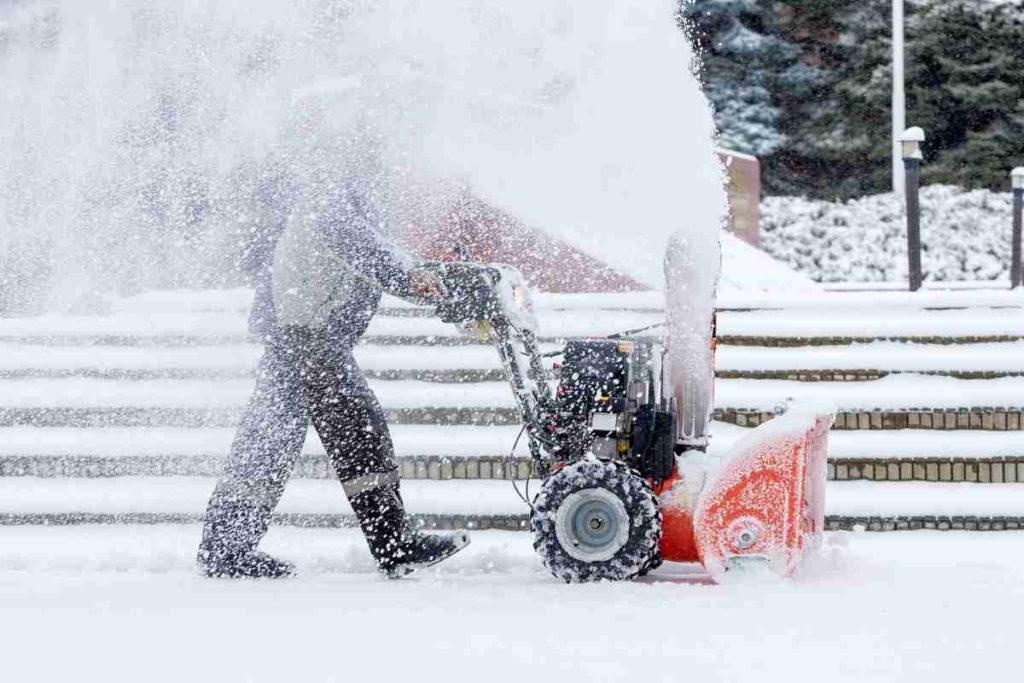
320;186;413;296
322;184;444;302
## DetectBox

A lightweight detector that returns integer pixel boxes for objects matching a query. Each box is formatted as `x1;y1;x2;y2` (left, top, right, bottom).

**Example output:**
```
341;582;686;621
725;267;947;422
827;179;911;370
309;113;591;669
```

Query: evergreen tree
682;0;1024;197
680;0;797;156
781;0;893;197
682;1;863;195
758;1;854;196
812;0;1024;195
917;1;1024;189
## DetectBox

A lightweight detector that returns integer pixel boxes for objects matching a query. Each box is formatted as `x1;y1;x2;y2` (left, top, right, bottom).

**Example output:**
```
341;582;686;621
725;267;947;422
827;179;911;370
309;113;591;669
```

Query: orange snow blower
431;261;833;583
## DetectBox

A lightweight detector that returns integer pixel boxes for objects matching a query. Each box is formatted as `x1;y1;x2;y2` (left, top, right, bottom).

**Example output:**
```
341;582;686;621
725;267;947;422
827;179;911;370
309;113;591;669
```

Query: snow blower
430;261;833;583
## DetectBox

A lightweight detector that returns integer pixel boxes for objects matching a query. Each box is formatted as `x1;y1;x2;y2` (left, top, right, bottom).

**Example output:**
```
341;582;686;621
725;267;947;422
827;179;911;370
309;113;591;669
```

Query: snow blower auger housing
430;261;833;583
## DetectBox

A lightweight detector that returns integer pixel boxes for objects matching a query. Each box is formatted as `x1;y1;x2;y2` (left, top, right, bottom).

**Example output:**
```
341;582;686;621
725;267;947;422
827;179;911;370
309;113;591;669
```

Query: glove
408;268;445;303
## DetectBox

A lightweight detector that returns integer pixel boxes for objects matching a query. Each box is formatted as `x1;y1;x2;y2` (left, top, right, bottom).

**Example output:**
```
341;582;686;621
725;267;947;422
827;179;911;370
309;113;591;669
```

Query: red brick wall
718;150;761;246
400;192;645;292
399;149;761;291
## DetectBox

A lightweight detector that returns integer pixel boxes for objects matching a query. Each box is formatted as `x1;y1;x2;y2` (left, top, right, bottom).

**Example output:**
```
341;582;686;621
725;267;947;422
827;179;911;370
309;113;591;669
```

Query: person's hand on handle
408;268;445;304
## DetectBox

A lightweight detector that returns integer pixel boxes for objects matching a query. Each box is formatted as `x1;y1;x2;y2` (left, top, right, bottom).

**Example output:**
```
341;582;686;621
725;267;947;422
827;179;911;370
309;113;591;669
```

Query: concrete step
0;406;521;428
0;477;1021;525
0;309;662;345
9;422;1023;456
717;307;1024;346
10;367;1024;382
7;337;1024;382
6;425;1024;478
4;375;1024;418
3;453;1023;484
0;454;534;480
106;285;1024;315
6;405;1024;431
719;334;1024;347
719;407;1024;431
0;342;517;382
5;406;1024;432
0;511;533;530
2;511;1021;533
7;337;1024;383
717;341;1024;376
7;291;1024;348
0;367;512;382
718;369;1024;381
9;332;1022;348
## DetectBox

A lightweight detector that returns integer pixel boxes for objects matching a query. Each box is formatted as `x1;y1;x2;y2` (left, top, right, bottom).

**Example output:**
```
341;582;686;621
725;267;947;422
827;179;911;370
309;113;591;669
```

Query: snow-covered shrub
760;185;1015;282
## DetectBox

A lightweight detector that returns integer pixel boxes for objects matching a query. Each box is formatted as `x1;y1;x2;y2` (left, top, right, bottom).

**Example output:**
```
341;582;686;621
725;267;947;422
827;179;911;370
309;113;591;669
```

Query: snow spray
0;1;725;312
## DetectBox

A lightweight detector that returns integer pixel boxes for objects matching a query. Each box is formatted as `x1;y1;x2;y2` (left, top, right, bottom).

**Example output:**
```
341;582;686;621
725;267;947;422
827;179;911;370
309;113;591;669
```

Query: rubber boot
197;547;295;579
349;483;470;578
197;495;294;579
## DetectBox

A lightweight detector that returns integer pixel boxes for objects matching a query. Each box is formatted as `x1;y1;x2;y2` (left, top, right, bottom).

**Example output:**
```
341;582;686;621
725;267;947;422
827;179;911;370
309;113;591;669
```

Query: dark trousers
200;328;405;562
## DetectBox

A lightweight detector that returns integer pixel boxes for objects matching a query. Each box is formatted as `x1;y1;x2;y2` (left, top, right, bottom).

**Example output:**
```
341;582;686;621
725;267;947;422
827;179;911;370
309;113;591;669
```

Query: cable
604;321;665;339
508;424;534;511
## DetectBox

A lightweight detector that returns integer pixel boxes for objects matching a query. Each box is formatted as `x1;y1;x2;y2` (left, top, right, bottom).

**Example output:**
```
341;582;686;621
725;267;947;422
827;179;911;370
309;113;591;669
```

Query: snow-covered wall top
0;1;726;312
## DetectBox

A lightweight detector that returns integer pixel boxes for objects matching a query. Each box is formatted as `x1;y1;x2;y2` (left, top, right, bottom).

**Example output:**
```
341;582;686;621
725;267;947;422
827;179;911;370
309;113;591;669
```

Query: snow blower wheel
531;460;661;583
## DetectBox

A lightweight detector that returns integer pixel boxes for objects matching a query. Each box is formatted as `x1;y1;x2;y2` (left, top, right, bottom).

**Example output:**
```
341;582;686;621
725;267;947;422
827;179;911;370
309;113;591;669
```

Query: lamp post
1012;167;1024;288
892;0;906;196
900;127;925;291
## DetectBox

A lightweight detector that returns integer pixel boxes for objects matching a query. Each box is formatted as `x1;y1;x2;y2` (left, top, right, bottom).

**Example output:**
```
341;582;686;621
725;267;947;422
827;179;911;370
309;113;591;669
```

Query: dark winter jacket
244;171;412;347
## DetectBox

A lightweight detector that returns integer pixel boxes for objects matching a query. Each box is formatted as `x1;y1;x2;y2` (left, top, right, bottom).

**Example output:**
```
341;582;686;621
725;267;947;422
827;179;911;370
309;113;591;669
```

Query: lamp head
900;127;925;161
1012;167;1024;191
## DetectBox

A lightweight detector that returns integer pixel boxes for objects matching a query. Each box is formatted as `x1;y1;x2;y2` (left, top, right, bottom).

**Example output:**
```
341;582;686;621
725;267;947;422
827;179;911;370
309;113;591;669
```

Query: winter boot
197;546;295;579
383;528;472;579
347;479;470;577
198;487;294;578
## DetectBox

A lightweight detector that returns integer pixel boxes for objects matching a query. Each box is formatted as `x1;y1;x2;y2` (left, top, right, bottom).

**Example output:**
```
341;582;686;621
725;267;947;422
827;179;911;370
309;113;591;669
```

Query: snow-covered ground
1;525;1022;682
762;186;1018;283
2;285;1022;683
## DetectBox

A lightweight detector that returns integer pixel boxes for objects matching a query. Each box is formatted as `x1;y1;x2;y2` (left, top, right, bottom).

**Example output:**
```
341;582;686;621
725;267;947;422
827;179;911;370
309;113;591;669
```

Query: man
197;117;470;579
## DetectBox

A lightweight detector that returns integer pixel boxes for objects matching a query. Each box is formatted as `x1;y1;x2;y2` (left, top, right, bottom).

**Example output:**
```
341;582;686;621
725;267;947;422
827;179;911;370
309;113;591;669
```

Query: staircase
2;287;1024;533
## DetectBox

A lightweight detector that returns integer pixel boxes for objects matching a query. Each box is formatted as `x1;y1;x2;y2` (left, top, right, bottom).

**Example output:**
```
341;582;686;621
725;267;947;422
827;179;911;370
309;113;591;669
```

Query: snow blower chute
430;262;833;583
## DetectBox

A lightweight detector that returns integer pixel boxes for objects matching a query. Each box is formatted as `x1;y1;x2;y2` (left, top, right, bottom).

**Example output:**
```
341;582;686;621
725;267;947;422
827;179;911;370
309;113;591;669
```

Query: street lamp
1011;167;1024;288
900;127;925;291
892;0;906;195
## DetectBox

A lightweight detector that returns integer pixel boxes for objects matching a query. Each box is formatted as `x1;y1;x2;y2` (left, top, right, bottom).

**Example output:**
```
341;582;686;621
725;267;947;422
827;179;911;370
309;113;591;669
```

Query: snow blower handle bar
424;261;561;466
428;262;507;325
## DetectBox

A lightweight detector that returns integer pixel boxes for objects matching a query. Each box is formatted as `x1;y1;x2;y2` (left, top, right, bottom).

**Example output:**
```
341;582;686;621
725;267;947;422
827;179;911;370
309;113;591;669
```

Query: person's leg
198;336;308;575
304;342;468;576
301;342;407;569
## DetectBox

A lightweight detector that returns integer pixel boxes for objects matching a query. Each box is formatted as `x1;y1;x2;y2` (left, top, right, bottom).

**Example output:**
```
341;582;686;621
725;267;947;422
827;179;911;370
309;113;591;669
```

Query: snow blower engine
430;261;833;583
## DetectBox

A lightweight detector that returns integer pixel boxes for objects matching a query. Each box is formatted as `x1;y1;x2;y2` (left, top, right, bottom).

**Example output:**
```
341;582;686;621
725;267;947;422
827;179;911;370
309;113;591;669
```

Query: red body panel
654;412;833;582
652;474;700;563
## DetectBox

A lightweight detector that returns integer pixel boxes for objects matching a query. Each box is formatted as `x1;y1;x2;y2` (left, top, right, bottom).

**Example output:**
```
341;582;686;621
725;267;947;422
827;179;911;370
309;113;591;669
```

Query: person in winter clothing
197;122;469;579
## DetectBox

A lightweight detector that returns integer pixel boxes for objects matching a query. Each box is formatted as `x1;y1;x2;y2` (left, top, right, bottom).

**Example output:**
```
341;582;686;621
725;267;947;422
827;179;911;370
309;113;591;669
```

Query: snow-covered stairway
2;287;1024;531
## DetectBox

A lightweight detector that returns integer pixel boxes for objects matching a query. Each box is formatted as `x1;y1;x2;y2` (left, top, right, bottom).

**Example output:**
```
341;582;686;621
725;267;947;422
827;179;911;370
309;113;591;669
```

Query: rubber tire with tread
531;459;662;583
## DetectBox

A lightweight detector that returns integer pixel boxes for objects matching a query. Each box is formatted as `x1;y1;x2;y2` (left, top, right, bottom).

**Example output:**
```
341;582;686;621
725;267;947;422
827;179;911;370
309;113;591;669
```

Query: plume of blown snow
0;0;725;312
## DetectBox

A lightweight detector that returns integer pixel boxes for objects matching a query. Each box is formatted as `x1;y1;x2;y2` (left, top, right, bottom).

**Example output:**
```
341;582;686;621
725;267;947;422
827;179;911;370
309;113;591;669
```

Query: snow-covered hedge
760;186;1016;282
